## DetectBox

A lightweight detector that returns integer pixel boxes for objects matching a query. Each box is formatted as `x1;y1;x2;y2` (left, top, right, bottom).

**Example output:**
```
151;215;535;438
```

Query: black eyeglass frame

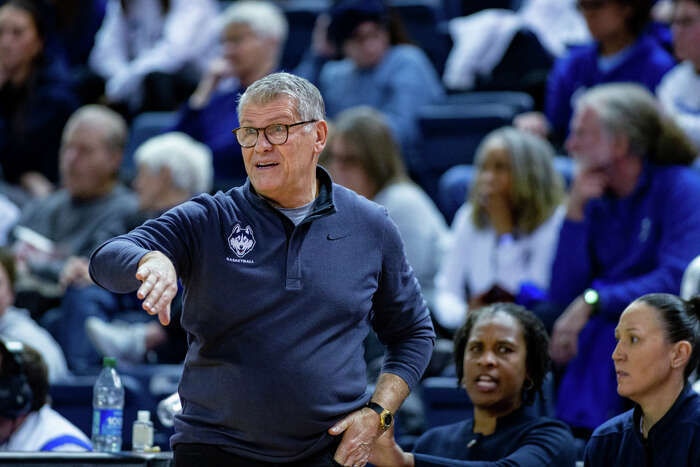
232;120;319;148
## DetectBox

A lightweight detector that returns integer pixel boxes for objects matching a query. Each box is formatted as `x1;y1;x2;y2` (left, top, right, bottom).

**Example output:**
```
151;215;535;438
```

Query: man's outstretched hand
135;251;177;325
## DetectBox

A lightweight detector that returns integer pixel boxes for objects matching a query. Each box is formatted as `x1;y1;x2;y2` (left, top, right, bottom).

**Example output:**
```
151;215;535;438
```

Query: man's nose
254;130;273;151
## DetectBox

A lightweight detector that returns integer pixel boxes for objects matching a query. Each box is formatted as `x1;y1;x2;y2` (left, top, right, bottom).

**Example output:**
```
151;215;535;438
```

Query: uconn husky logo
228;224;256;258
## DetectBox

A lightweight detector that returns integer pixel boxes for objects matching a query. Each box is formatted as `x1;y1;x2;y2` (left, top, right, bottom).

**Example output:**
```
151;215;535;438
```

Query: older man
172;0;287;190
89;72;435;467
548;83;700;434
13;104;138;294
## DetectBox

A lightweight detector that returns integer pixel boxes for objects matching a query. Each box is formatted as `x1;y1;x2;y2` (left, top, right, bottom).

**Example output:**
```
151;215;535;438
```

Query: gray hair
134;132;213;194
237;72;325;123
63;104;127;153
575;83;697;165
470;126;564;234
219;1;288;44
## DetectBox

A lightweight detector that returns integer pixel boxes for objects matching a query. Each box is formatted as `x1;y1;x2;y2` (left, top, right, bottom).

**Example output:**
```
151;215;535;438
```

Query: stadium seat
280;1;327;71
414;103;515;201
445;90;534;114
389;0;452;76
420;376;472;429
436;164;474;224
123;112;178;179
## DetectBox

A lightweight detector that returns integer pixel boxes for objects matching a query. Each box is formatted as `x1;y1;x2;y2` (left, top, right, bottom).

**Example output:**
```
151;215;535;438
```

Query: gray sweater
17;185;138;282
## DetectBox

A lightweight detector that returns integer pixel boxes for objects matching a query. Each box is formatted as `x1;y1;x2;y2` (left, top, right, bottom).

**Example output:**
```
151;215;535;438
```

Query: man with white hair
13;104;138;295
548;83;700;435
90;72;434;467
12;104;138;372
85;132;214;365
172;0;288;190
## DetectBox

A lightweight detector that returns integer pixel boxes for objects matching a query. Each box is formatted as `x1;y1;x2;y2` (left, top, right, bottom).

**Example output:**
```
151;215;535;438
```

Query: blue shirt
545;34;675;141
550;164;700;429
584;384;700;466
171;84;246;187
319;45;444;152
89;167;435;461
412;405;576;467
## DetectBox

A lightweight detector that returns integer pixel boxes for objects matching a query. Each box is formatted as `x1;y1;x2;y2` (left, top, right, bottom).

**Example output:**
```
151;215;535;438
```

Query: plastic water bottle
92;357;124;452
132;410;154;452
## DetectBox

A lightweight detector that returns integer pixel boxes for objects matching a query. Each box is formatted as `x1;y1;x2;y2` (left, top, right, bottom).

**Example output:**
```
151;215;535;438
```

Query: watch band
366;401;393;431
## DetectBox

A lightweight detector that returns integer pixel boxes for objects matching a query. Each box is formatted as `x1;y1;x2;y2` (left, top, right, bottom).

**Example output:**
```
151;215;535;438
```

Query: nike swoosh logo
327;233;349;240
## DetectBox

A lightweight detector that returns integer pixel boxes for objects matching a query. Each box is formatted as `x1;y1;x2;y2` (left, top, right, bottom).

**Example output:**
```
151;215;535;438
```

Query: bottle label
93;409;123;437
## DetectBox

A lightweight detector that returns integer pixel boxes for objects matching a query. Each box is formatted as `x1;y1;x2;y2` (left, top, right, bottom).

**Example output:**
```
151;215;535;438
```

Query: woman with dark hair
0;0;79;197
369;303;575;467
515;0;675;145
584;293;700;465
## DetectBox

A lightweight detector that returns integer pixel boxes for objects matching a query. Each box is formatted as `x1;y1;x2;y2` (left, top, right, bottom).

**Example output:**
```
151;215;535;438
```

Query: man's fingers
329;417;349;436
135;265;150;283
158;303;171;326
153;285;176;325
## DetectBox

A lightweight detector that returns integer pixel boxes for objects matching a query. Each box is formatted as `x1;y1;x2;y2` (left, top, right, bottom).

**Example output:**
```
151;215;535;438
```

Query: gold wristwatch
366;401;393;432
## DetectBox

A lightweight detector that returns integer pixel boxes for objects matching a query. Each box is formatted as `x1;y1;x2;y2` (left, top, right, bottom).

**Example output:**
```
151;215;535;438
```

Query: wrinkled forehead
239;93;299;120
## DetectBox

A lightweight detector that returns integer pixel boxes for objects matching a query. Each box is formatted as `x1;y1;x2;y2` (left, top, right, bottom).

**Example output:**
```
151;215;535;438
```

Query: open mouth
474;374;498;391
255;162;279;169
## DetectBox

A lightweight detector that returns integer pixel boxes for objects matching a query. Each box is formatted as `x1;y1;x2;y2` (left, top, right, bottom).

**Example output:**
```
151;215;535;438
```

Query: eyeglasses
232;121;318;148
576;0;608;11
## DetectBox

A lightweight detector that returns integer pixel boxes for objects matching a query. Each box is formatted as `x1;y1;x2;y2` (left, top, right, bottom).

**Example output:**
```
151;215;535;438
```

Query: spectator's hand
135;251;177;325
550;296;593;365
59;256;92;288
189;58;236;109
329;407;382;467
566;166;607;221
311;13;336;59
368;426;414;467
513;112;550;139
20;171;54;198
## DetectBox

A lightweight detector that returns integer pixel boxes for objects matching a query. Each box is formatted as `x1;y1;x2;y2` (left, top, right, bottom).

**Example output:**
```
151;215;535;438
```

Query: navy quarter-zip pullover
89;167;435;462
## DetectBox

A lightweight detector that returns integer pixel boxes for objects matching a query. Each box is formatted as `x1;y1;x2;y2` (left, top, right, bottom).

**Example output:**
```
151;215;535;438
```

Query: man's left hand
329;407;381;467
550;296;593;365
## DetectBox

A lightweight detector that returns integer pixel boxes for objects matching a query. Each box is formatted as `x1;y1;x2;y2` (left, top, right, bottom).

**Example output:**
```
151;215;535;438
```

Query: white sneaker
85;317;147;363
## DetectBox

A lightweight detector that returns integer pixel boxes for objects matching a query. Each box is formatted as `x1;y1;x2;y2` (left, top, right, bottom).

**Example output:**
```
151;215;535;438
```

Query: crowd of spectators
2;0;700;462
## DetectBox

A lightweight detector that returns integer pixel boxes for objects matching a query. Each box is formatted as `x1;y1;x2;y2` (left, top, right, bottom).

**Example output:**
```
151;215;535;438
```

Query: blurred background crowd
2;0;700;460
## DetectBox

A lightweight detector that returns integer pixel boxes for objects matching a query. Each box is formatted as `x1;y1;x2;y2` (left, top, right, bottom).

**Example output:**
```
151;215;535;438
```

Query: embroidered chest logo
228;224;256;258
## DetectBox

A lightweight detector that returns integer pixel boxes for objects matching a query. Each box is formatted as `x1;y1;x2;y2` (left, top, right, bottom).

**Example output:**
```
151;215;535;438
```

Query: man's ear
671;340;692;370
313;120;328;155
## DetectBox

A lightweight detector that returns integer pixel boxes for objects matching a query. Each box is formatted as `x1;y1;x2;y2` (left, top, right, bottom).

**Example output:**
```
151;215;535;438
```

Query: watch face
381;411;393;428
584;289;599;305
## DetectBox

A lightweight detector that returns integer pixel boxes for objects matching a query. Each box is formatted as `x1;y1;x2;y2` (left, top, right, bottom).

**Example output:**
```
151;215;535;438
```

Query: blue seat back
414;103;514;200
